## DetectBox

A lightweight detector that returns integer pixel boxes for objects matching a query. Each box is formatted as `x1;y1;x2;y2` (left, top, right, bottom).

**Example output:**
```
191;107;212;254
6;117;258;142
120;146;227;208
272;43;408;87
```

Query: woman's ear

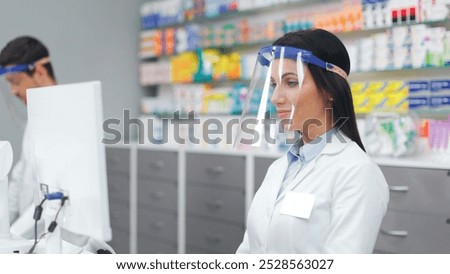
322;92;334;107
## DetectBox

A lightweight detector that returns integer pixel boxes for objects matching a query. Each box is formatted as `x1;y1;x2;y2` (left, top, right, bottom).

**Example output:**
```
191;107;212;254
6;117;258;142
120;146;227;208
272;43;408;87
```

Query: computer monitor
26;81;112;249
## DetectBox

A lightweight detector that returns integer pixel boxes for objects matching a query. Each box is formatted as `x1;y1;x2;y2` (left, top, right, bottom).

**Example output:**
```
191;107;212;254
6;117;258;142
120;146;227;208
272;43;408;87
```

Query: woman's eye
286;81;298;87
270;82;276;89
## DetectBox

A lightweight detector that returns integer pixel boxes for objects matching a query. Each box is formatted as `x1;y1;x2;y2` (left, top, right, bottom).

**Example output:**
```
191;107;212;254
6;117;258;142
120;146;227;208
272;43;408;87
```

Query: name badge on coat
280;191;315;219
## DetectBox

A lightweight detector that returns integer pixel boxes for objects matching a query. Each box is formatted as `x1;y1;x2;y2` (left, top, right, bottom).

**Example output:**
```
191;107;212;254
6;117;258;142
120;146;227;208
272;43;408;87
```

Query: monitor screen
26;81;111;242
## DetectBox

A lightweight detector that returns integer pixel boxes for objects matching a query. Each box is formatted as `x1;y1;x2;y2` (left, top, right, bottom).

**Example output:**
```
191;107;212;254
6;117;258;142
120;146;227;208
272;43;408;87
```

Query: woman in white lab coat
236;29;389;253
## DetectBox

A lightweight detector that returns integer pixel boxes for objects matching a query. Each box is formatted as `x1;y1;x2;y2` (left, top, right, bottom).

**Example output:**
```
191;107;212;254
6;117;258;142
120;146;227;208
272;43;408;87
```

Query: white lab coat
237;132;389;253
9;124;36;223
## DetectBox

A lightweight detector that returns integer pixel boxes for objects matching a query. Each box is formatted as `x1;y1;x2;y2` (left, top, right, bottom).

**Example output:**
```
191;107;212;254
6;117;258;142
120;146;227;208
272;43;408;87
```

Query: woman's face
270;59;330;139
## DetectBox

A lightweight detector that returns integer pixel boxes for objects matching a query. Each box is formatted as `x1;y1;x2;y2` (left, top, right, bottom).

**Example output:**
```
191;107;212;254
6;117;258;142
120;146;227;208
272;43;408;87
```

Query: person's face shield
0;58;49;128
234;45;347;148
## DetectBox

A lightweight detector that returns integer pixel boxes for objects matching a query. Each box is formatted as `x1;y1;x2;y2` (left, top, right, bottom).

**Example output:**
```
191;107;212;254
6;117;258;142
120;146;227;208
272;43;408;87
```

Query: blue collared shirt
278;128;337;196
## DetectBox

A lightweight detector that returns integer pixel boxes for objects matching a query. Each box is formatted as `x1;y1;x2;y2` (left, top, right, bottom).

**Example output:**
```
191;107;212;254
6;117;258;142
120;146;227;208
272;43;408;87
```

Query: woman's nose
271;87;285;105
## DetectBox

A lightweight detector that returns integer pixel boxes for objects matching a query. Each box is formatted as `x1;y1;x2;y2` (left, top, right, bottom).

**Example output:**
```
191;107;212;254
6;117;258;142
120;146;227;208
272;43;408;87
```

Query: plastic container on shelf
364;112;419;157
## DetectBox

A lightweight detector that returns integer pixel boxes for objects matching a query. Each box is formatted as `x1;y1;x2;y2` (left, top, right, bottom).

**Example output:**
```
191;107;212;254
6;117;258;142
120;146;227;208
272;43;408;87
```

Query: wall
0;0;146;162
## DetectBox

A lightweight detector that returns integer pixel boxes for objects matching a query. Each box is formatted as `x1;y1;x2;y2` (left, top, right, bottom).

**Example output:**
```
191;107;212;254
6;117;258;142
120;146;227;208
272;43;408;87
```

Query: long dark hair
273;29;365;152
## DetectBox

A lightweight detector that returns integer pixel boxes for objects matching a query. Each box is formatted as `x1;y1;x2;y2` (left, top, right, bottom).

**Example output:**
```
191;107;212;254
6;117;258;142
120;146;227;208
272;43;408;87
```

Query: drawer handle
389;186;409;193
205;233;223;245
206;166;224;174
150;221;165;230
381;228;408;237
205;200;224;211
150;190;165;199
151;161;165;169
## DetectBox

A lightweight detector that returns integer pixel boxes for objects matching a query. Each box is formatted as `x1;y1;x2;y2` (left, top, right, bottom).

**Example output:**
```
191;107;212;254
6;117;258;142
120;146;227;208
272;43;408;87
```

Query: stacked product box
408;80;430;111
141;0;184;29
386;81;409;113
430;80;450;111
140;61;172;86
352;25;449;72
351;81;409;113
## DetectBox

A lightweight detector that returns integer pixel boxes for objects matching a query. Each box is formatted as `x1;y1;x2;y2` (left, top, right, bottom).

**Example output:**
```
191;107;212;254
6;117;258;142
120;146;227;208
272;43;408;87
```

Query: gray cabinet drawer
380;166;450;216
109;226;130;254
110;201;130;231
186;185;245;224
108;174;129;203
138;209;177;242
254;157;276;192
375;210;450;254
106;147;130;175
138;179;177;211
186;217;245;254
186;153;245;188
137;150;177;180
138;236;177;254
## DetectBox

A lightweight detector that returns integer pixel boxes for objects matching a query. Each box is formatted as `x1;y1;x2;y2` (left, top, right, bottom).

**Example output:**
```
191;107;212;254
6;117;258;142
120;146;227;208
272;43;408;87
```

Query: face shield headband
257;46;347;79
0;57;50;76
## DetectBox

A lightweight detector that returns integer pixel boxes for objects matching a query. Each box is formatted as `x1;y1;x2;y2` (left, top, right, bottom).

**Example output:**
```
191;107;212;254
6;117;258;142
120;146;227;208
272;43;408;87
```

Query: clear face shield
0;58;49;129
233;45;347;149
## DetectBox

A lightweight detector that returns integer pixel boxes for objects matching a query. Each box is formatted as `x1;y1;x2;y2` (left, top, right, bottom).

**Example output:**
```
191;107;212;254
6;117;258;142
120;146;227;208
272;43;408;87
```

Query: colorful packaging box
430;79;450;110
408;80;429;111
385;80;409;113
351;82;372;114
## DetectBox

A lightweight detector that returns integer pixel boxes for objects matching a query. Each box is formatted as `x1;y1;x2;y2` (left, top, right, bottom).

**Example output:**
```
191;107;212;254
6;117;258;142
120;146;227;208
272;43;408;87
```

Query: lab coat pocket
280;191;315;220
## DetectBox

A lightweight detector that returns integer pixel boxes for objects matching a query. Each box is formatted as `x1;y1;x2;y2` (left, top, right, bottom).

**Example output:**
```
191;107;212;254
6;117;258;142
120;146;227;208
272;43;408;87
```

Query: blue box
408;97;429;110
429;96;450;110
408;80;429;95
430;80;450;95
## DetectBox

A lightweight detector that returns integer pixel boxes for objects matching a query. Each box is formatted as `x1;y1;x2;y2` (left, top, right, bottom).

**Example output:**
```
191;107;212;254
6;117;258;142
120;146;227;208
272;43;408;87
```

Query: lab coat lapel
277;132;351;199
267;155;289;207
277;158;317;201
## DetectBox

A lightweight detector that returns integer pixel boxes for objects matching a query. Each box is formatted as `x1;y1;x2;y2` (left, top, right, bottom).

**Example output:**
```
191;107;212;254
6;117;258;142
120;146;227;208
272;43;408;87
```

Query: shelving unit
141;18;450;58
120;0;450;255
140;0;336;31
139;0;450;119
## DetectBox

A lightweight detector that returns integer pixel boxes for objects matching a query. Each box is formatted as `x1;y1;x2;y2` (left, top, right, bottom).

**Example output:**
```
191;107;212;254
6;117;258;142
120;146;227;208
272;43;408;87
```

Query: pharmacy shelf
141;0;336;31
143;65;450;87
143;79;250;87
337;18;450;39
140;18;450;59
349;66;450;81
